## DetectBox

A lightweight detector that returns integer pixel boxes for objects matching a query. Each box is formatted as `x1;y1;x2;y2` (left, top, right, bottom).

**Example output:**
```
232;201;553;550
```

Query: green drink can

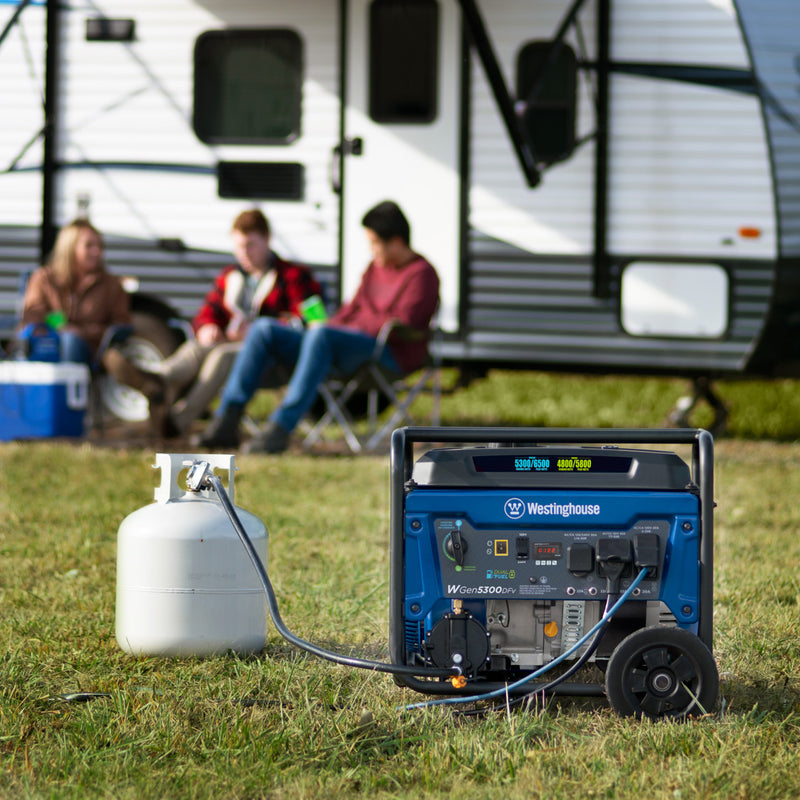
45;310;67;330
298;295;327;323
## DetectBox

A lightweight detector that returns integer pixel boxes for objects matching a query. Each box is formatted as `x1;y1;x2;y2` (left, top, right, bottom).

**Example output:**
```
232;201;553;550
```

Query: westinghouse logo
505;499;601;519
503;498;526;519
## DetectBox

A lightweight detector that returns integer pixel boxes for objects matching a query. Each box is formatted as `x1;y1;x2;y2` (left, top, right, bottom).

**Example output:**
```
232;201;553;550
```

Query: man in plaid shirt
154;209;321;437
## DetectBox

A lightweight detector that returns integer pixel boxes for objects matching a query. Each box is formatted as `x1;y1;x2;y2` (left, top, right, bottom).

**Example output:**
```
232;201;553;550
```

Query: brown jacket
21;266;132;355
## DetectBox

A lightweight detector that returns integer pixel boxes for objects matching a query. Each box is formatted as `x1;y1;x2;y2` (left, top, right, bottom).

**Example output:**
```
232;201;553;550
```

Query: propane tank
116;453;268;657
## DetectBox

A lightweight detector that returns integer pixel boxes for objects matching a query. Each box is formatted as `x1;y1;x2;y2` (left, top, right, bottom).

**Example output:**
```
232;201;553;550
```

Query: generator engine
389;428;718;719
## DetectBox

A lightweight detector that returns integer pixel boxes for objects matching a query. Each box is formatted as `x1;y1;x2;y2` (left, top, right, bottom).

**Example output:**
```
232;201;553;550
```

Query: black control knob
445;529;467;566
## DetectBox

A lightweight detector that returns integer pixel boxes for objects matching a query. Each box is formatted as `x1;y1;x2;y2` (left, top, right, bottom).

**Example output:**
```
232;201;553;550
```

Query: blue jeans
218;318;401;433
60;324;133;366
60;331;92;364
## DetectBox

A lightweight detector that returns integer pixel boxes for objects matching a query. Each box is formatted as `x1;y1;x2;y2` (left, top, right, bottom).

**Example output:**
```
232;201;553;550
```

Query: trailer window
369;0;439;123
516;41;577;164
194;29;302;144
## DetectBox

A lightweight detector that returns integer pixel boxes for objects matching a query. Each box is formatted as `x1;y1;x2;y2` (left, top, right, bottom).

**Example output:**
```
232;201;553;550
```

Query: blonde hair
47;219;105;288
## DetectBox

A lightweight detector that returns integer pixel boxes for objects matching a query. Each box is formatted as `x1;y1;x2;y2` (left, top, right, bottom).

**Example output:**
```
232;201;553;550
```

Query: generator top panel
410;446;692;491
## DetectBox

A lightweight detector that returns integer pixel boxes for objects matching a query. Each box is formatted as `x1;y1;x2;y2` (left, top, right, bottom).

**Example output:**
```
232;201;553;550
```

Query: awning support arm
456;0;540;187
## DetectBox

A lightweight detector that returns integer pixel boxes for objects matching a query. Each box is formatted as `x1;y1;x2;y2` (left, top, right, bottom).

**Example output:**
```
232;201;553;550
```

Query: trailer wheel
605;626;718;720
101;312;181;422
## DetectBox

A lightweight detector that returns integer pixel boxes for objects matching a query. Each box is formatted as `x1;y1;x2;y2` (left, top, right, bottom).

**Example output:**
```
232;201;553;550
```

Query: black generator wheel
605;626;719;720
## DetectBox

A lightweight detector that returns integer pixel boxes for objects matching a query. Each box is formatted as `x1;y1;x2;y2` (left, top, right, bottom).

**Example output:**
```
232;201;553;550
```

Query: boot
192;404;244;450
242;420;290;455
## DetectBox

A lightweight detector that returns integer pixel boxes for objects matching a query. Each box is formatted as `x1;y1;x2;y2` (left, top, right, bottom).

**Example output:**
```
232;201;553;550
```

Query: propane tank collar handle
153;453;237;503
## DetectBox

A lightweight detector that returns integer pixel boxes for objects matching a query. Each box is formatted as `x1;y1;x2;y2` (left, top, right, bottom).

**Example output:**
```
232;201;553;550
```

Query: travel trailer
2;0;799;422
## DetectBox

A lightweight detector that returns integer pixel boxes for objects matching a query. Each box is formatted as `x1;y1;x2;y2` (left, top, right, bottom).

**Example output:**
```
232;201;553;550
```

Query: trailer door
339;0;461;330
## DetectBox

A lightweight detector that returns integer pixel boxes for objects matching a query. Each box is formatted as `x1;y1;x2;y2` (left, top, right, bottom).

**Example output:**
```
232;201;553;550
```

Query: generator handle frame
389;427;714;681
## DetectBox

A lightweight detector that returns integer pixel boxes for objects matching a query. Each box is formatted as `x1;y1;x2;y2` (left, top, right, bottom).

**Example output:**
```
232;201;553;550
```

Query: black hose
207;473;459;679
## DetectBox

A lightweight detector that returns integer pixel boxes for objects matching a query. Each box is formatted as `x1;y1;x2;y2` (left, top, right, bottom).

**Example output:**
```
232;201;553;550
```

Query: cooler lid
0;361;90;384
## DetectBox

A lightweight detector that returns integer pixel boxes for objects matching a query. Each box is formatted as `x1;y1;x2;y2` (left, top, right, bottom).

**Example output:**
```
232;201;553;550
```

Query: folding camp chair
301;319;441;453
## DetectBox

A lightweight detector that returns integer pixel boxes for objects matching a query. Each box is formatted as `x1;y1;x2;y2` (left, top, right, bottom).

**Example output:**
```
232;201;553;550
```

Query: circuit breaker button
567;543;594;574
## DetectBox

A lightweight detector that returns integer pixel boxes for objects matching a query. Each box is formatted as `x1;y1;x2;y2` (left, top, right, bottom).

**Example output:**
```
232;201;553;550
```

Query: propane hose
187;461;460;680
188;460;647;700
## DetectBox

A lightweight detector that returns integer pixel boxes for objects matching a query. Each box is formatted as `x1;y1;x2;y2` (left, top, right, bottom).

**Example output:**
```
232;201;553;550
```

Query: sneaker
243;420;290;454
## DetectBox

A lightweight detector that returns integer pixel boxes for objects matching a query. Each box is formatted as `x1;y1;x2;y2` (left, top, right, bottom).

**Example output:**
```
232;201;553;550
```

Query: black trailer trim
41;0;61;261
610;63;756;94
592;0;611;299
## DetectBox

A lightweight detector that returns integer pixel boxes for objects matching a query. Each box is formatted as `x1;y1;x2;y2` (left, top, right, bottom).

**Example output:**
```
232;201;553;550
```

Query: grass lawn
0;370;798;798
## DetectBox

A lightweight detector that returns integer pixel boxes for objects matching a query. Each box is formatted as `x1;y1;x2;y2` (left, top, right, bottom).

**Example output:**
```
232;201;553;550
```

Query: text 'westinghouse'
528;502;601;517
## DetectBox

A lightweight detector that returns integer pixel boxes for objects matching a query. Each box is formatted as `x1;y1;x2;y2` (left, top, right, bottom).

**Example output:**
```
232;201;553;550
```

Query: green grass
1;370;799;798
248;369;800;441
436;370;800;440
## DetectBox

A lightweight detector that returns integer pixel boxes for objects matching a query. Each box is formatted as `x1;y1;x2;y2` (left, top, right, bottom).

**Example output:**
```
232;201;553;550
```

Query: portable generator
389;427;719;718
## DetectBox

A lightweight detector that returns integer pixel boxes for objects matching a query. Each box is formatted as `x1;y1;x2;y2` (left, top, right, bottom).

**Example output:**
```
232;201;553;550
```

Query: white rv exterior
2;0;799;378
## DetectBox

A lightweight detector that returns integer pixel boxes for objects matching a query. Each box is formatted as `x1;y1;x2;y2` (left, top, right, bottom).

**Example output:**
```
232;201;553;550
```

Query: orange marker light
738;227;761;239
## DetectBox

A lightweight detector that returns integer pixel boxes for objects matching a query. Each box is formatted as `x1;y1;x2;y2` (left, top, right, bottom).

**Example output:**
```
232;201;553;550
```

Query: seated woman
20;218;165;428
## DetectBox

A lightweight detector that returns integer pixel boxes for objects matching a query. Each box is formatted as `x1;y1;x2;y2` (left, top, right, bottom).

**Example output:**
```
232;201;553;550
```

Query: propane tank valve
186;460;213;492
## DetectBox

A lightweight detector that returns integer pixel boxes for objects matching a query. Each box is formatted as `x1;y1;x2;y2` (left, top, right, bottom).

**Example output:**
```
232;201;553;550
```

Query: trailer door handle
330;138;364;194
344;137;363;156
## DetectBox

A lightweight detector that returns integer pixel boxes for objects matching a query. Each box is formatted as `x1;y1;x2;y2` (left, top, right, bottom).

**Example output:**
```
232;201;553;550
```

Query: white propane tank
115;453;268;657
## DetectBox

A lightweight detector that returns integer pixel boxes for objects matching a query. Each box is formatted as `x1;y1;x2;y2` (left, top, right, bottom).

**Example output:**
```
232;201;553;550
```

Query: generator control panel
434;517;670;601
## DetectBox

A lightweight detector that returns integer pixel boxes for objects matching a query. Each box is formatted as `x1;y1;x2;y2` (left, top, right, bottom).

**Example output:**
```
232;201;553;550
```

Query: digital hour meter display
534;542;563;558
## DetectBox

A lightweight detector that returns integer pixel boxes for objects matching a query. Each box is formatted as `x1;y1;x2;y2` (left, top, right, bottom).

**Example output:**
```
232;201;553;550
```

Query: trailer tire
605;626;718;720
100;312;181;423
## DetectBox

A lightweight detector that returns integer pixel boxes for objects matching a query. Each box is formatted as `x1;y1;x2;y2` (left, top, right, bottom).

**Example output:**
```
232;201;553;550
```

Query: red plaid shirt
192;255;322;334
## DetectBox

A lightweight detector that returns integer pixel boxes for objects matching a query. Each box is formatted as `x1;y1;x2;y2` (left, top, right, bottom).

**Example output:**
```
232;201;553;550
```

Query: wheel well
129;291;179;321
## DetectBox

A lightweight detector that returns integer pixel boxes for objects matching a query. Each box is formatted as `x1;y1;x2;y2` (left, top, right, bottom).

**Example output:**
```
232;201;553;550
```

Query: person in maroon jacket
156;209;321;436
196;200;439;454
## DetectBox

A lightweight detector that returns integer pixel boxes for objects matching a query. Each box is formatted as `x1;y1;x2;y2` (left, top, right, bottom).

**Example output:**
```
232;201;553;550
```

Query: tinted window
217;162;304;200
516;41;577;164
369;0;439;123
194;29;302;144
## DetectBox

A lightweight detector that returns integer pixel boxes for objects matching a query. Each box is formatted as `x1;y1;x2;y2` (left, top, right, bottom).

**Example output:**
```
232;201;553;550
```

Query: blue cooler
0;361;90;440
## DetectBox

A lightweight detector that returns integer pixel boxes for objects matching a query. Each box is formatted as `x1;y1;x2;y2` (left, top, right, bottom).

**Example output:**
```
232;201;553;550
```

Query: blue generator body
389;428;718;718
